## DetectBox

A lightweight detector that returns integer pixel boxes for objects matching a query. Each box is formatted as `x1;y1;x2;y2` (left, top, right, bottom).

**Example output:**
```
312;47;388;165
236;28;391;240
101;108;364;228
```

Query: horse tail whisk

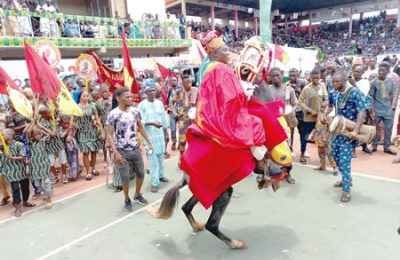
148;178;187;219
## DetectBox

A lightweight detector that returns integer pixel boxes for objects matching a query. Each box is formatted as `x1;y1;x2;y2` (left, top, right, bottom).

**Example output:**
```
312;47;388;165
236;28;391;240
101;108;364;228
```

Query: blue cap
143;79;156;90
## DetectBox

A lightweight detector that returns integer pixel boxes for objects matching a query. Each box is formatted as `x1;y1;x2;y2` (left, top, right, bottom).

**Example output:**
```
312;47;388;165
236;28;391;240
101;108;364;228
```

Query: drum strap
336;86;355;111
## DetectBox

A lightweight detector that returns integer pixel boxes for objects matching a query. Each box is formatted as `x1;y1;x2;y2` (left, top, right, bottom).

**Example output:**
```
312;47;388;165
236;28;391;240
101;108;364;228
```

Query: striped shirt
39;118;65;154
29;138;52;180
3;141;27;182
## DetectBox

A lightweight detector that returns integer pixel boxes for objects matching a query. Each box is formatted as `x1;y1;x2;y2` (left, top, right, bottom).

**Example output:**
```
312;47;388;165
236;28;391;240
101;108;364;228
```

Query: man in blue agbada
326;71;367;203
138;79;170;193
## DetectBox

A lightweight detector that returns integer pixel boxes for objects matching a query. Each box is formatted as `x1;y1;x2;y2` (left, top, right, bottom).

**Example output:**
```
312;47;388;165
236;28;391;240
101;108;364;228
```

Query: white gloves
188;107;196;120
240;81;256;100
251;145;267;160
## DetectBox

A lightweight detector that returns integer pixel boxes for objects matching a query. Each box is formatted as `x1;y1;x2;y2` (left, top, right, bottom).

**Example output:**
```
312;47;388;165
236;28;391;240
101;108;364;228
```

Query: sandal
300;156;306;164
86;173;92;181
22;201;36;207
340;191;351;203
92;170;100;176
62;175;68;184
333;181;353;188
0;196;10;206
392;158;400;164
286;174;296;184
32;193;41;200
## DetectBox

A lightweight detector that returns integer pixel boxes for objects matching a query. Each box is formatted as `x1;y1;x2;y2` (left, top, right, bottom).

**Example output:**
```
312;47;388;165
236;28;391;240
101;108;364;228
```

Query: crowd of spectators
189;12;400;56
274;11;400;55
1;1;400;55
0;0;184;39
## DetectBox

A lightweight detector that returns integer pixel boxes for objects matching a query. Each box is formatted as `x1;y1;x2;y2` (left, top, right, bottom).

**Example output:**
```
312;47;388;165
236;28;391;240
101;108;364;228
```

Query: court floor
1;157;399;260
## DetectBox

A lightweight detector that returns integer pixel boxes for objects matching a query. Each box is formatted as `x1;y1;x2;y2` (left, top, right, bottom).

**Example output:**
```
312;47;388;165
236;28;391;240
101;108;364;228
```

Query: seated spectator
47;0;58;37
99;21;107;38
17;0;33;36
64;19;80;37
80;21;94;38
36;1;50;37
129;20;143;39
3;0;20;36
107;21;118;38
90;21;100;38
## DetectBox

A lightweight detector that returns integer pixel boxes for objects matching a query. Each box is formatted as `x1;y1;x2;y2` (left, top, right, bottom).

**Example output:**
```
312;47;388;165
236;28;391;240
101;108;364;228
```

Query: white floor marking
0;156;179;225
36;186;188;260
293;162;400;184
10;157;399;259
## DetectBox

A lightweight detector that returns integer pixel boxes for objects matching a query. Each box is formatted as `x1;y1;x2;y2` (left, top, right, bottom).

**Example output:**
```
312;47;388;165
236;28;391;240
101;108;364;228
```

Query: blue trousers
331;135;352;192
146;153;164;187
169;113;178;143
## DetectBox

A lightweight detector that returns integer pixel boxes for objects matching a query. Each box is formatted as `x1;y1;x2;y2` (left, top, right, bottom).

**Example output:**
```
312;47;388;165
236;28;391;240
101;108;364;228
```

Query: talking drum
284;105;298;128
329;115;376;144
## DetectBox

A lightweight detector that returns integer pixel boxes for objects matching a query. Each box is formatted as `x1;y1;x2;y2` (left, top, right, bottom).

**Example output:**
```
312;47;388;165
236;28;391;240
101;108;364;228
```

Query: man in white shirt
363;57;378;81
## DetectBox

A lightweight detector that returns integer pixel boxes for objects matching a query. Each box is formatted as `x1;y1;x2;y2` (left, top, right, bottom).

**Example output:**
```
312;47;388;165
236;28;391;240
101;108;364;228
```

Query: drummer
325;71;367;203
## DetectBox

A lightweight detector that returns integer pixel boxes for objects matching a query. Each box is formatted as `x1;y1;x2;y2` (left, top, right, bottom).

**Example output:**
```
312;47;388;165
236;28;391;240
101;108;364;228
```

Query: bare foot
192;222;205;232
230;240;247;250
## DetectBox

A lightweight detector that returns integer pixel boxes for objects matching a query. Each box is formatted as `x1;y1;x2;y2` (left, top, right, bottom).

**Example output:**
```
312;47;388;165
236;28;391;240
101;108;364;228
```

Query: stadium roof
167;0;368;20
213;0;366;14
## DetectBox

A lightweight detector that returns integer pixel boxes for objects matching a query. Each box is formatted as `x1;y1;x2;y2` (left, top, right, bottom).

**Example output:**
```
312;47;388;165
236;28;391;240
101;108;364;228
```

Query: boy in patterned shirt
24;124;54;209
39;106;68;184
2;128;36;217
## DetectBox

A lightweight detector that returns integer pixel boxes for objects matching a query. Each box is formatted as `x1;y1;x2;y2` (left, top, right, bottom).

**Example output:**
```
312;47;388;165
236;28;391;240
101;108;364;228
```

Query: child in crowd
0;116;10;206
39;106;68;184
59;115;79;181
2;128;35;217
24;124;54;209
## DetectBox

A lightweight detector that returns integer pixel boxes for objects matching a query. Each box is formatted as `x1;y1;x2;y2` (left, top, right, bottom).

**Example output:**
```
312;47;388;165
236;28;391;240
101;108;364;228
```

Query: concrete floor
1;157;399;260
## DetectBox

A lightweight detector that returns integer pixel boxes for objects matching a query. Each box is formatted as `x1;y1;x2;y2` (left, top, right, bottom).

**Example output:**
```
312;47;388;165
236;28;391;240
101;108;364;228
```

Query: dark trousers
301;121;316;154
372;116;393;150
290;117;304;149
10;178;30;204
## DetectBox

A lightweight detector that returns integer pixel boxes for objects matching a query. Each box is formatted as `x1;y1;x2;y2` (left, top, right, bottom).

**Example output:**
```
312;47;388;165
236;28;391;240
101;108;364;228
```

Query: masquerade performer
149;32;292;249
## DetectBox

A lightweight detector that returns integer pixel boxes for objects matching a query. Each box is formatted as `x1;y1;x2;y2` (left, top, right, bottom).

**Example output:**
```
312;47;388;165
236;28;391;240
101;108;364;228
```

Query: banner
267;43;318;73
57;82;83;117
24;41;61;101
0;37;191;49
91;52;124;93
0;66;32;119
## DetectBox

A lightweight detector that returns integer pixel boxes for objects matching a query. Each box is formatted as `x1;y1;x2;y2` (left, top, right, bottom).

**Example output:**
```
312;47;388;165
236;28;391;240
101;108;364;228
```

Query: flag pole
0;130;9;156
49;101;56;132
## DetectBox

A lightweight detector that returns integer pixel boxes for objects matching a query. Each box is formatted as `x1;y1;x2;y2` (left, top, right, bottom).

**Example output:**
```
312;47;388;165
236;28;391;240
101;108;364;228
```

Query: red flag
91;52;124;93
121;28;140;103
156;62;169;80
274;41;289;65
0;66;20;95
24;41;61;101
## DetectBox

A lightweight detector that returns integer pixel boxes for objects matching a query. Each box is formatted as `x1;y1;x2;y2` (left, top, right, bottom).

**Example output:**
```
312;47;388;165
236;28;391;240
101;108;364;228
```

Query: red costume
181;62;288;209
